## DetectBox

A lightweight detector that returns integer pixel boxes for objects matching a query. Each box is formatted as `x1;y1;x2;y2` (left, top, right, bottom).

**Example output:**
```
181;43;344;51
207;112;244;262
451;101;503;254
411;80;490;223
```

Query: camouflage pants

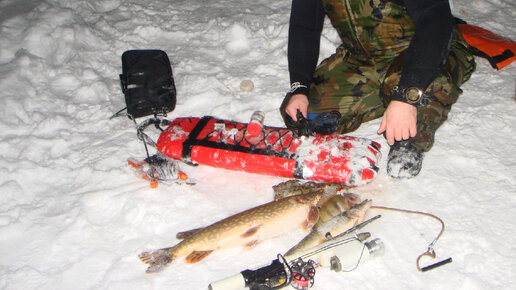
283;28;476;152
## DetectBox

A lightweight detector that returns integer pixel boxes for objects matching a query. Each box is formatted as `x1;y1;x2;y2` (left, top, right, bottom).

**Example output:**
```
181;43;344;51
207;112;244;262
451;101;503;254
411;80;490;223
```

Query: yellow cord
370;205;445;272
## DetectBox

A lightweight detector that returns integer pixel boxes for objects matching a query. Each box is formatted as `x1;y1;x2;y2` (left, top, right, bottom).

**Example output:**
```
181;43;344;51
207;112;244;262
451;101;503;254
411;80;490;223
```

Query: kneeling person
281;0;476;178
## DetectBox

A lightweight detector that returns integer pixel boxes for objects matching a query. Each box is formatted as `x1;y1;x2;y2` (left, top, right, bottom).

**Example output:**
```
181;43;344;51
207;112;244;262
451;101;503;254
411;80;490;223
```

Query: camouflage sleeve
288;0;326;96
397;0;454;92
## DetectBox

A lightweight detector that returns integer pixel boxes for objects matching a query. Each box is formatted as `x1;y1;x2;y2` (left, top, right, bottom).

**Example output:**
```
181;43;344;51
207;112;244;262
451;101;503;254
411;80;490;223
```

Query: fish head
345;199;372;224
339;192;360;207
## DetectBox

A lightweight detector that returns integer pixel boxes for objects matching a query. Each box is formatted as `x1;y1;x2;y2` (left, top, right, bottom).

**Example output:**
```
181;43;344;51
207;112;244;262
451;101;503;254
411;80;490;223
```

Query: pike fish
139;189;337;273
175;192;360;240
284;199;372;257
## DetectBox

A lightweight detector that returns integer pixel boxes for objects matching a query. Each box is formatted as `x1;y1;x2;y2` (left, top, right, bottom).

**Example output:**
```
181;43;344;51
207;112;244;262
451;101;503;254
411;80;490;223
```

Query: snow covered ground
0;0;515;289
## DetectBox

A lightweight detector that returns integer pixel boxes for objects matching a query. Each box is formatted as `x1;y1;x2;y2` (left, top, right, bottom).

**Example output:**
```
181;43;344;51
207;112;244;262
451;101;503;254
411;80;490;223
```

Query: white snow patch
225;23;251;55
0;0;515;289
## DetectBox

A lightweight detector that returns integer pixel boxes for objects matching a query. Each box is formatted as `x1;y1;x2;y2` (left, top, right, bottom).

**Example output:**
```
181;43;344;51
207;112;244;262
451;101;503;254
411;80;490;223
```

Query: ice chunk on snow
225;23;250;55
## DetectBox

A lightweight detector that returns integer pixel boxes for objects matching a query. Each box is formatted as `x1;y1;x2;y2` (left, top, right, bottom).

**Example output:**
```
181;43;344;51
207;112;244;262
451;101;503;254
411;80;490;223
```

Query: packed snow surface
0;0;515;289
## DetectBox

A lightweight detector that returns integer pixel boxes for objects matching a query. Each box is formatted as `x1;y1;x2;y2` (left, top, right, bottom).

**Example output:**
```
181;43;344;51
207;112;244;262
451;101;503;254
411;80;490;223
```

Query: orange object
128;158;163;188
459;24;516;70
128;159;145;168
178;171;188;181
156;116;381;186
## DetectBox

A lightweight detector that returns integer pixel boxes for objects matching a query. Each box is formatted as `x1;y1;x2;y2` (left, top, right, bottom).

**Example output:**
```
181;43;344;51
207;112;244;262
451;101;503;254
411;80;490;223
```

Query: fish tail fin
138;249;175;273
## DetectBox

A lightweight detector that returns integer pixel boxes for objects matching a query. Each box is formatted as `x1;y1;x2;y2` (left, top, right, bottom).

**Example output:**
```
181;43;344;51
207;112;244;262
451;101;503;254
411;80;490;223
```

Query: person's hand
285;94;309;121
377;100;417;145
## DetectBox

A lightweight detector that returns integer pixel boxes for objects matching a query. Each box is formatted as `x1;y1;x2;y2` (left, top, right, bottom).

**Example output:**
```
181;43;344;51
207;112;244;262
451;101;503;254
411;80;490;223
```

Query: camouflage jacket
288;0;454;96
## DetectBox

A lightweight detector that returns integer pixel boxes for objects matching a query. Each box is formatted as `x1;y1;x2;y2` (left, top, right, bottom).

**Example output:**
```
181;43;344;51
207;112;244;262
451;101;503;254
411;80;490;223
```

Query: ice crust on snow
0;0;515;289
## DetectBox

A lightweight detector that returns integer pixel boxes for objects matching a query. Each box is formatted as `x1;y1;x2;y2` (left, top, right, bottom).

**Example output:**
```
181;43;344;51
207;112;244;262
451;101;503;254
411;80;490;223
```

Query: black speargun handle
209;258;289;290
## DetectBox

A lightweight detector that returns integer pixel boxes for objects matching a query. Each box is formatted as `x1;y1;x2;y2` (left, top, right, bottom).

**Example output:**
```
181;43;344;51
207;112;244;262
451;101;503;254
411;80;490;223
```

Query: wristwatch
392;85;425;106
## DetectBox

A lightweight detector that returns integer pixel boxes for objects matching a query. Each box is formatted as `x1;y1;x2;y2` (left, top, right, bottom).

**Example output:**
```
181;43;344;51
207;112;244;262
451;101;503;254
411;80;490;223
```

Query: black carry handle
296;110;312;137
295;110;341;137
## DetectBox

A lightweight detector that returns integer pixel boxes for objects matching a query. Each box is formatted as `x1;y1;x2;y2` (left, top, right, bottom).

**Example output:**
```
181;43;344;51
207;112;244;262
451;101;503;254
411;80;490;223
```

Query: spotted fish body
139;189;332;273
316;193;360;224
272;180;345;200
285;199;372;257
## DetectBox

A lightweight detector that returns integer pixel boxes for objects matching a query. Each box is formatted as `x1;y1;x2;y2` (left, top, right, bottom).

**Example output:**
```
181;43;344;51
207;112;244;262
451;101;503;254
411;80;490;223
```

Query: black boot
387;141;424;178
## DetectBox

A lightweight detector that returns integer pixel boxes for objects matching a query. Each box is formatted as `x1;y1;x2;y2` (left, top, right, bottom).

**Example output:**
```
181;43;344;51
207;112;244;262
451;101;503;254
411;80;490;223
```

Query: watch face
406;88;421;102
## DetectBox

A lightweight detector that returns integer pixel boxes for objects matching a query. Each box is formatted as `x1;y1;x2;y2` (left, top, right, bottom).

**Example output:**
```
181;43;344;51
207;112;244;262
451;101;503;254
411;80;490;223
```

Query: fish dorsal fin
184;250;213;264
176;227;204;240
